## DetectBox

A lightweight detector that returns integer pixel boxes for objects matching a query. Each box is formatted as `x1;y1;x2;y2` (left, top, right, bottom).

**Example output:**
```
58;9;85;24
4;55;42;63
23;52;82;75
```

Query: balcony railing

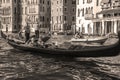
101;4;111;9
112;2;120;7
85;14;94;20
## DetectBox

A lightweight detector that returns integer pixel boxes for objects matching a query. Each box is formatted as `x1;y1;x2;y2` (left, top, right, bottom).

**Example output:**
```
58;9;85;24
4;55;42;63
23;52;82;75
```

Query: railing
112;2;120;7
101;4;111;9
99;16;120;21
84;14;94;20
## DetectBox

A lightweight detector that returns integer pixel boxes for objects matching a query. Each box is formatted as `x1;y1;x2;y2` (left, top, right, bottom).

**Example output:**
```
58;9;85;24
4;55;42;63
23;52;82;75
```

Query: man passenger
24;23;30;43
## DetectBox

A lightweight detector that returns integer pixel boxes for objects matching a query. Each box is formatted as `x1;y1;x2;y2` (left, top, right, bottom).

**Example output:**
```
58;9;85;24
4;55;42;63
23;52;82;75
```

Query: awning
101;0;110;3
97;8;120;14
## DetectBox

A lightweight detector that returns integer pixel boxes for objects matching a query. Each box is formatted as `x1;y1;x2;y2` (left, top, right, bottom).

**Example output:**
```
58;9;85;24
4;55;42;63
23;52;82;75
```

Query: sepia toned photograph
0;0;120;80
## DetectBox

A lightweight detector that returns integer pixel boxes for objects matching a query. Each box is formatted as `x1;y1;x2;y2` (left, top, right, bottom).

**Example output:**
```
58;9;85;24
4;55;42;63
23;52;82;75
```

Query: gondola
7;38;120;57
1;30;120;57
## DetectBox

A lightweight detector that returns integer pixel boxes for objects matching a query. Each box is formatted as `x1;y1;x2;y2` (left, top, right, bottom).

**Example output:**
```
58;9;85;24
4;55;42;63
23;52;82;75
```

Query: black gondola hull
7;40;120;57
1;30;120;57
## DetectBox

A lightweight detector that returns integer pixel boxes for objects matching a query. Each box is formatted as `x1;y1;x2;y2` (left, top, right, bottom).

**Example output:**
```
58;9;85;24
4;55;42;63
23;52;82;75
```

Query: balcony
85;14;94;20
101;4;111;10
112;2;120;8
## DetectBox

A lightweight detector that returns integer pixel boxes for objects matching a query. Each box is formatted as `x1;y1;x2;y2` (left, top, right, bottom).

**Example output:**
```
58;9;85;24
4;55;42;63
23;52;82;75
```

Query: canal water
0;39;120;80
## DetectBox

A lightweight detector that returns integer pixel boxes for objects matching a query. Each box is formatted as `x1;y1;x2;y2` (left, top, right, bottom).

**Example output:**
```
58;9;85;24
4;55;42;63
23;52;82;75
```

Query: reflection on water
0;40;120;80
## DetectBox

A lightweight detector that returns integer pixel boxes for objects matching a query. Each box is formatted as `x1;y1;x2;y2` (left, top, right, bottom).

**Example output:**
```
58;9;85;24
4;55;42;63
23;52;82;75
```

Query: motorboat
70;36;108;44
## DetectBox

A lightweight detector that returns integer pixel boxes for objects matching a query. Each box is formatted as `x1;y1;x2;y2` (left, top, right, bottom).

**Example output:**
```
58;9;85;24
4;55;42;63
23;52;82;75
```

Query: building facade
93;0;120;35
19;0;51;33
0;0;19;32
51;0;76;34
76;0;102;35
39;0;51;33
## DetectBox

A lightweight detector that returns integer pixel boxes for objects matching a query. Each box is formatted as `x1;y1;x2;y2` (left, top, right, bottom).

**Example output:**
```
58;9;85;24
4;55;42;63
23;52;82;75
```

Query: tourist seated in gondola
37;38;46;48
24;23;30;43
74;32;83;39
74;33;79;39
47;42;59;49
18;29;24;40
27;37;39;47
7;34;13;40
35;24;40;39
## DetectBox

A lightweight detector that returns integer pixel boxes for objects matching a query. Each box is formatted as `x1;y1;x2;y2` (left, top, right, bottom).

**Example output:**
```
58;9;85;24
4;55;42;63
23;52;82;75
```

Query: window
82;8;84;16
21;7;23;14
60;8;62;12
60;0;62;3
91;7;93;14
52;17;53;22
72;17;75;21
47;1;49;5
14;0;16;3
77;0;79;5
79;20;81;24
43;7;44;12
72;0;76;4
60;16;61;21
78;9;80;17
14;25;16;29
25;7;27;14
0;0;2;3
83;0;85;4
65;0;67;4
96;0;99;6
88;24;92;34
64;7;67;11
64;16;66;21
6;0;10;3
72;8;75;12
14;7;16;14
56;16;58;22
43;16;44;22
86;8;88;14
47;18;49;22
29;7;36;13
87;0;92;3
3;0;5;3
40;16;42;21
40;0;42;3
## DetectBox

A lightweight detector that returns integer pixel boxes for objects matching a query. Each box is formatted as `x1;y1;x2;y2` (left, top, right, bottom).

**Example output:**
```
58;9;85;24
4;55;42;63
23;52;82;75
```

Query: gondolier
24;23;30;43
35;24;39;38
